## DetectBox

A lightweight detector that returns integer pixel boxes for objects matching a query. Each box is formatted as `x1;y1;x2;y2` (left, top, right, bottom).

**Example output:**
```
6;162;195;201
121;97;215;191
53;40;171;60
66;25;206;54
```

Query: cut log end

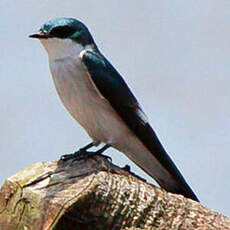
0;156;229;230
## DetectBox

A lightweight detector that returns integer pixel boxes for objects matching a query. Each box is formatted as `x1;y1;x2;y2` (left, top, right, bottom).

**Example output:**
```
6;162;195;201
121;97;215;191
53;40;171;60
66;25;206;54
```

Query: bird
29;17;199;201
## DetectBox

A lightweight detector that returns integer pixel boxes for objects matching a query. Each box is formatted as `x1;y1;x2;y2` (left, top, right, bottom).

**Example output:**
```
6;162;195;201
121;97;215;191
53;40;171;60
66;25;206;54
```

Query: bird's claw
60;148;86;161
60;149;112;163
60;153;75;161
121;165;131;172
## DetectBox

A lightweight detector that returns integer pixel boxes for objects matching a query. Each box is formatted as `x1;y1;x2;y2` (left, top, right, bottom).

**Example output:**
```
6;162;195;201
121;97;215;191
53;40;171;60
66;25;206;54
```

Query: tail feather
124;141;199;201
120;121;199;202
143;124;199;201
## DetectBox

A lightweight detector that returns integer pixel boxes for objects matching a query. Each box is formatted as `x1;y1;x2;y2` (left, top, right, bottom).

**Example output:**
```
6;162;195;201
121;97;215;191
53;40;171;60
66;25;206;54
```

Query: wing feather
80;50;198;201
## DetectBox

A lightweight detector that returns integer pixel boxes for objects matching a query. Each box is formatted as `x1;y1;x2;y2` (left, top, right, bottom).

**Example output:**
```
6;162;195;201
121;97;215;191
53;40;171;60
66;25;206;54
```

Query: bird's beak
29;30;50;39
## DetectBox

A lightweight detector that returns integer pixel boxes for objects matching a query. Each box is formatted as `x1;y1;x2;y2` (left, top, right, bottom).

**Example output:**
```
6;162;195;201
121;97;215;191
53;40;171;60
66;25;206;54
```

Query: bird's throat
40;38;86;61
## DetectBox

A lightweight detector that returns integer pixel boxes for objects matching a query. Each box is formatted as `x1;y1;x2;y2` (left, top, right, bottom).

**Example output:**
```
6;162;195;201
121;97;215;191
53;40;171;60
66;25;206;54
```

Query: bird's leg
72;144;112;162
75;142;96;154
93;144;112;161
60;142;95;161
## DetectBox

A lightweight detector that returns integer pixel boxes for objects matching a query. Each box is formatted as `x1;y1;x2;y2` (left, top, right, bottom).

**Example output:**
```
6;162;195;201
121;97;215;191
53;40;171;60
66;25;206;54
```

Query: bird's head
29;18;96;59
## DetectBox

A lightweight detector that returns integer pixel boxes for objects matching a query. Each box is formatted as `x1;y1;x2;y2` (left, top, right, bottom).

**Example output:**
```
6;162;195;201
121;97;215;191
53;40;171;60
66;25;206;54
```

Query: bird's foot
71;150;112;162
60;148;86;162
60;145;112;162
121;164;131;172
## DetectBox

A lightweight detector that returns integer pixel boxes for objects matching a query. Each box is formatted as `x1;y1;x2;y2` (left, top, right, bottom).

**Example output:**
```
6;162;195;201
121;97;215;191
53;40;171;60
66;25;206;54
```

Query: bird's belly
50;59;134;145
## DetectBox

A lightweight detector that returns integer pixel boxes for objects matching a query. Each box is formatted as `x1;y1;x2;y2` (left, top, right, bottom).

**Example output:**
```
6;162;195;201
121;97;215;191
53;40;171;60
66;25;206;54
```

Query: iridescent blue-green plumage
40;18;95;46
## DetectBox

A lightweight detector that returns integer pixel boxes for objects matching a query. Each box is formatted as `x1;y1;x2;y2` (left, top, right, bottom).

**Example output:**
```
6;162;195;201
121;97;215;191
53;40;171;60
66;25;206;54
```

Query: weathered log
0;156;229;229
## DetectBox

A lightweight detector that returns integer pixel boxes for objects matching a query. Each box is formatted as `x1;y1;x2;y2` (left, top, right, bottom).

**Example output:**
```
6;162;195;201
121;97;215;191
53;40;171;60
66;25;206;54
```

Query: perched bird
30;17;199;201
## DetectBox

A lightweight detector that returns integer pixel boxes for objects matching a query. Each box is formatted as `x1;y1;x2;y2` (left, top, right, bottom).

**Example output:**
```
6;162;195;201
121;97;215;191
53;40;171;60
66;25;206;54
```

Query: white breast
41;38;133;146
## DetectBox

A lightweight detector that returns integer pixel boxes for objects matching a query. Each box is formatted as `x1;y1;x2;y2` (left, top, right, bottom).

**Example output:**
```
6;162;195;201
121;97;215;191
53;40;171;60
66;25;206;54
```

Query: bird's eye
49;25;74;38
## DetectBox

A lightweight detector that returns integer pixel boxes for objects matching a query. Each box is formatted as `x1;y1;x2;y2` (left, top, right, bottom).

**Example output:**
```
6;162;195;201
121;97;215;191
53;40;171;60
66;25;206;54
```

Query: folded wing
80;50;198;201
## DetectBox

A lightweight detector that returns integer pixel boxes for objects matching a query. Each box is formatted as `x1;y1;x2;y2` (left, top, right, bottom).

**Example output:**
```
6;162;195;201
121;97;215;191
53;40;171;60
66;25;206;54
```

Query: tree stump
0;156;229;229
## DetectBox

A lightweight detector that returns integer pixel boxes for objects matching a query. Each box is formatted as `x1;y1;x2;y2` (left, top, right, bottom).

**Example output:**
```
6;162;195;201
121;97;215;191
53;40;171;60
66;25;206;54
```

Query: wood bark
0;156;229;230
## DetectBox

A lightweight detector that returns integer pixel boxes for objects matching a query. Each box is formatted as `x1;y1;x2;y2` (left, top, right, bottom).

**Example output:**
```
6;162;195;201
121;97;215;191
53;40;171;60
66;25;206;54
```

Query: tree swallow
30;17;199;201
